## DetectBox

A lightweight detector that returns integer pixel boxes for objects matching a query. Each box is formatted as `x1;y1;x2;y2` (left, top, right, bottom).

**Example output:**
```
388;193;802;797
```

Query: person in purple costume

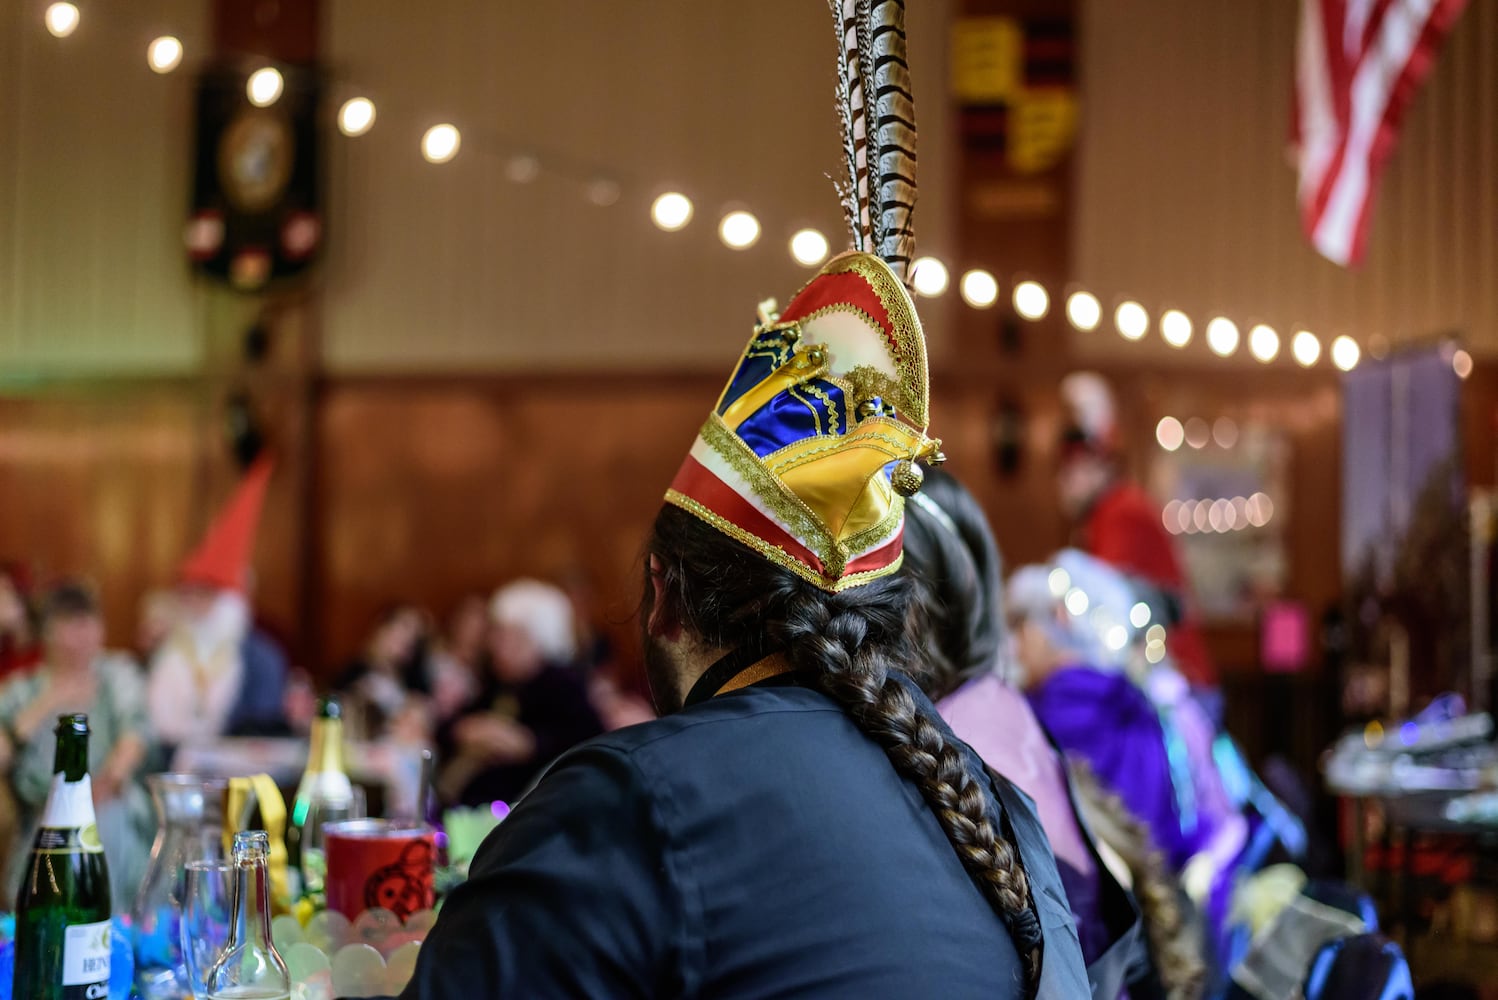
1007;556;1208;874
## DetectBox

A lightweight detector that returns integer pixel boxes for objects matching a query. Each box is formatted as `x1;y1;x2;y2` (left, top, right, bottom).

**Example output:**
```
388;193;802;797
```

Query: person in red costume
1056;372;1218;694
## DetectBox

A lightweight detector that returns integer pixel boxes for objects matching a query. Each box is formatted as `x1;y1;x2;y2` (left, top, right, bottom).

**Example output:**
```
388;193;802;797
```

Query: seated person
427;594;487;725
1007;555;1204;873
904;471;1204;999
0;581;153;904
437;580;602;807
0;562;41;680
334;604;432;742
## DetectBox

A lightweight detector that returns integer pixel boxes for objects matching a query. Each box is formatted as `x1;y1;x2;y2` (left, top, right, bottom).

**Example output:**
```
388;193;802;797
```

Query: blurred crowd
0;560;651;904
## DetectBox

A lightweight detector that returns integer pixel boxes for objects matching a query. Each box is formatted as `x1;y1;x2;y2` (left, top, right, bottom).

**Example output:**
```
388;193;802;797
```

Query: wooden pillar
201;0;323;666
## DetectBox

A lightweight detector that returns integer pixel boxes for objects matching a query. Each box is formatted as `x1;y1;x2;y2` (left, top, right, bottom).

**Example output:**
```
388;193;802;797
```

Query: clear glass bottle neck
228;852;275;951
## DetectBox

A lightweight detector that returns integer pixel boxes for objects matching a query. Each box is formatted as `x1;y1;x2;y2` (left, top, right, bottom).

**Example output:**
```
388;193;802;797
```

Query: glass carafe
132;773;229;1000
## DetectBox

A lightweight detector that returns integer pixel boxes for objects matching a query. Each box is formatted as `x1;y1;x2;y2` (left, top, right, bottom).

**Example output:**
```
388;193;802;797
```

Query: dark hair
40;579;100;623
646;503;1042;991
900;469;1005;700
903;472;1204;997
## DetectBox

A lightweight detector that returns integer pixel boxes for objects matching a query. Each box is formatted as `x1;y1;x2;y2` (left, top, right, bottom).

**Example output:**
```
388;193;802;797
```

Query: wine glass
180;860;234;999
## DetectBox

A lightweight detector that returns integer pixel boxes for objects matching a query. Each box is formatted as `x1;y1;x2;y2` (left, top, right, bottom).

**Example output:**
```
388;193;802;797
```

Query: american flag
1293;0;1468;266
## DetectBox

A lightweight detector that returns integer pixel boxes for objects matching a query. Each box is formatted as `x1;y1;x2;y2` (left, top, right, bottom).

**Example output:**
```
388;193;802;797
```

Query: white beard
147;590;248;745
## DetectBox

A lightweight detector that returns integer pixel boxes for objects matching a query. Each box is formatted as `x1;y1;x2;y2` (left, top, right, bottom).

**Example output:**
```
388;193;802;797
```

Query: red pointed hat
179;455;274;592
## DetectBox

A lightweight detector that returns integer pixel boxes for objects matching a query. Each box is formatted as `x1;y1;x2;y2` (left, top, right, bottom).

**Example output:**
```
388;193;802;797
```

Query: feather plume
867;0;917;279
828;0;917;282
829;0;870;250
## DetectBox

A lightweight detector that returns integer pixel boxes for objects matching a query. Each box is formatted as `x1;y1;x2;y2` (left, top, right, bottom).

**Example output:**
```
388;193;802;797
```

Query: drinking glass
295;785;367;896
181;859;235;999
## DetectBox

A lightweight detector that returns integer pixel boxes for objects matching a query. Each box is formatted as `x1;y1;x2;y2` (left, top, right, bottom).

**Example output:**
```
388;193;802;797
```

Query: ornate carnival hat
665;0;944;592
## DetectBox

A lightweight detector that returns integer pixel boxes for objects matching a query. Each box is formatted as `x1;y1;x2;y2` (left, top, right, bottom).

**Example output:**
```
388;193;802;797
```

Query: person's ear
646;555;682;641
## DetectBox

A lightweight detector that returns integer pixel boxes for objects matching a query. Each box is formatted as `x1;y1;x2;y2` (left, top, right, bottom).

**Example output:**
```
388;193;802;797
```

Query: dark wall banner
1342;346;1468;714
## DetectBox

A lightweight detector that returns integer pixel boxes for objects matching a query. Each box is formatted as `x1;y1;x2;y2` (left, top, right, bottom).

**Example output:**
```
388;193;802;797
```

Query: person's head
175;580;222;622
137;589;179;656
445;594;489;663
41;580;104;670
368;605;424;670
0;563;33;639
1005;550;1141;688
1056;371;1120;518
1004;566;1072;688
643;503;1043;983
487;580;576;685
900;470;1006;700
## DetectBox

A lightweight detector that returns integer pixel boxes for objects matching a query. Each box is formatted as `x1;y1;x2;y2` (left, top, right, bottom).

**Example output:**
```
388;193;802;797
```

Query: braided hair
646;503;1043;993
1069;761;1207;1000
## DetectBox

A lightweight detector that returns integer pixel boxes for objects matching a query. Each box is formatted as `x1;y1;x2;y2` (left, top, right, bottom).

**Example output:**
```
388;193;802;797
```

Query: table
172;738;428;818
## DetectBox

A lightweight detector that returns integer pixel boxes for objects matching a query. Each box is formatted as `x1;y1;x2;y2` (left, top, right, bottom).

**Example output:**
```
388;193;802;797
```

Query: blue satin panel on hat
735;380;849;458
717;328;797;417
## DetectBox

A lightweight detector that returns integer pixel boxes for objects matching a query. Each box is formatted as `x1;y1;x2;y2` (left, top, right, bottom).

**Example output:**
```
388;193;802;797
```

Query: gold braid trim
697;415;904;577
664;490;904;593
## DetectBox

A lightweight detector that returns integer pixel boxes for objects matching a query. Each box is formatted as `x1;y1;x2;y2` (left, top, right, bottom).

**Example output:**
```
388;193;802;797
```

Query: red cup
324;819;436;922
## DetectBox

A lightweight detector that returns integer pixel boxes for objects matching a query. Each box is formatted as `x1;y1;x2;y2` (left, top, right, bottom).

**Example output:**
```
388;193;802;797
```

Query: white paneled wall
1074;0;1498;365
0;0;207;376
0;0;956;376
319;0;956;372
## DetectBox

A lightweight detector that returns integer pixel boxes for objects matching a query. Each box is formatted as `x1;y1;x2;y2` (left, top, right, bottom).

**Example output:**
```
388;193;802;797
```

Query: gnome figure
147;456;274;748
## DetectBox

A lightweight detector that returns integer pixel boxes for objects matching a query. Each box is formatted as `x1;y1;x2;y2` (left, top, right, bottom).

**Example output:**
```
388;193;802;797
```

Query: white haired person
1008;552;1205;874
436;580;602;807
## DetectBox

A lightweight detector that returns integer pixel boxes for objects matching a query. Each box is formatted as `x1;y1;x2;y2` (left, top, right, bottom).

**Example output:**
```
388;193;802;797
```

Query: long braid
1070;760;1207;1000
647;505;1043;994
774;592;1043;992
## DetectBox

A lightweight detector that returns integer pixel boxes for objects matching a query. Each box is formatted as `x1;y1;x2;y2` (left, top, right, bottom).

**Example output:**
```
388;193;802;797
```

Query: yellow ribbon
223;773;292;913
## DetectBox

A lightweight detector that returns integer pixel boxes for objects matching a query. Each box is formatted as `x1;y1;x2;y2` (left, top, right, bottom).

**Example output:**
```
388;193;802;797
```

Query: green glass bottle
12;713;113;1000
287;696;355;898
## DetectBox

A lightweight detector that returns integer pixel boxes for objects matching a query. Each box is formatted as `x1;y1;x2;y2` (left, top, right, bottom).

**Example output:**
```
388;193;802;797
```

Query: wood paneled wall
0;365;1408;683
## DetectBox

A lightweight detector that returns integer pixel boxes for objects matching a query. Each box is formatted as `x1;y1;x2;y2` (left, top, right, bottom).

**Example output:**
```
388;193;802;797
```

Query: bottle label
33;822;104;855
61;919;110;999
38;773;99;834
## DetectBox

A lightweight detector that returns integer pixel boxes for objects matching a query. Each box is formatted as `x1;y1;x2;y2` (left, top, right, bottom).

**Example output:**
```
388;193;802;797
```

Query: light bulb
959;269;998;308
1453;348;1474;379
651;192;693;231
1331;335;1360;371
246;67;284;108
1065;291;1101;331
789;229;829;267
1014;280;1049;320
910;258;949;297
147;36;183;74
44;2;79;37
1206;317;1240;357
1161;309;1193;348
718;211;761;250
1155;416;1184;452
1115;301;1148;340
421;124;461;164
1248;324;1279;362
1292;330;1321;367
338;97;376;137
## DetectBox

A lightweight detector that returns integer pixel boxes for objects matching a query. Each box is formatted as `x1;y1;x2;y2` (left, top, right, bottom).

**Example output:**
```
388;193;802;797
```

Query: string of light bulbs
36;1;1480;380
